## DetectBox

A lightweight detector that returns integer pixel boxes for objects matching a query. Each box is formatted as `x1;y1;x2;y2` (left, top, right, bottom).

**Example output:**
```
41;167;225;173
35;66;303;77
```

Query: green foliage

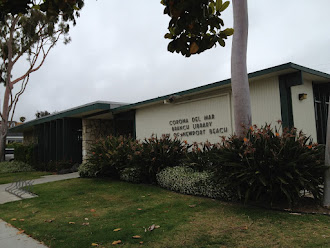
87;135;187;183
0;0;30;17
6;142;22;148
0;0;84;23
157;166;235;200
161;0;233;57
85;125;325;207
136;135;188;183
0;161;34;173
14;143;36;165
0;0;83;84
184;141;221;171
40;160;77;173
211;124;326;206
14;143;75;172
78;162;99;178
87;135;140;178
119;167;143;183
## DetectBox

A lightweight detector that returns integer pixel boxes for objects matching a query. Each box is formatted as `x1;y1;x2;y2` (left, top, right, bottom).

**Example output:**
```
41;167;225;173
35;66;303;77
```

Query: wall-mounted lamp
298;93;307;101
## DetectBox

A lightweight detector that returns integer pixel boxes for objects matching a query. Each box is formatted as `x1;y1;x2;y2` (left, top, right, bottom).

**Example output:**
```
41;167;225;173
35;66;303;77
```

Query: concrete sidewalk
0;172;80;248
0;219;48;248
0;172;80;204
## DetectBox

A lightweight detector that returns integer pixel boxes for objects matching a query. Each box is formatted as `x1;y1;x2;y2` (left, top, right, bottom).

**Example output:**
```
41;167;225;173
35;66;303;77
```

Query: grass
0;178;329;248
0;171;51;184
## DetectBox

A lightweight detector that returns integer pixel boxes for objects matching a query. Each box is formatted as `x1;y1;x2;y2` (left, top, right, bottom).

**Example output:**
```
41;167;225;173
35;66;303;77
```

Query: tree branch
10;75;30;122
11;30;62;85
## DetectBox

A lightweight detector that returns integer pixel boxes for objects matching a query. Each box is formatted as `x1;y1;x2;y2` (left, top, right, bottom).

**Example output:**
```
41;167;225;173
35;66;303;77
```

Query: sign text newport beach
165;114;228;137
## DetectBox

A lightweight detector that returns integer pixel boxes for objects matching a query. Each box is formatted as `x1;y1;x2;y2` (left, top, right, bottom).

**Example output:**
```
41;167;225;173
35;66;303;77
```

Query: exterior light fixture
298;93;307;101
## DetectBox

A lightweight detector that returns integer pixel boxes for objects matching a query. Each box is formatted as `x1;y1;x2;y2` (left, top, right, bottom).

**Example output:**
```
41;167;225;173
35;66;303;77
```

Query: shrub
212;124;326;206
14;143;36;165
87;135;140;178
44;160;78;173
6;142;22;149
184;141;221;171
119;167;143;183
78;163;100;178
0;161;34;173
156;166;235;201
87;135;188;182
136;135;188;183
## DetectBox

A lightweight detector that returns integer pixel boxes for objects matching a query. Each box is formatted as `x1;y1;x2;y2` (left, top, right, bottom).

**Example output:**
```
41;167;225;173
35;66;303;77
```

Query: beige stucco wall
82;119;113;162
291;79;317;141
136;76;284;144
249;76;282;127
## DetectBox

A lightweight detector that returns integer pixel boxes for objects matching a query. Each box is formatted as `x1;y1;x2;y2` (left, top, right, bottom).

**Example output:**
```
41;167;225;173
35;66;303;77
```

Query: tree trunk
0;131;6;162
231;0;252;136
0;84;11;162
323;102;330;207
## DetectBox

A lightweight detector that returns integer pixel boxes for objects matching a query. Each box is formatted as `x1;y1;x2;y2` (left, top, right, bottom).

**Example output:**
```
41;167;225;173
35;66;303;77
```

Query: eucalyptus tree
161;0;250;135
0;0;84;161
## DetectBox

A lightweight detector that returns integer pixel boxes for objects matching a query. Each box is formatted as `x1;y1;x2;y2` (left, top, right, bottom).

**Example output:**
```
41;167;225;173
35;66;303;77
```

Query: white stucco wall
136;93;233;144
291;80;317;141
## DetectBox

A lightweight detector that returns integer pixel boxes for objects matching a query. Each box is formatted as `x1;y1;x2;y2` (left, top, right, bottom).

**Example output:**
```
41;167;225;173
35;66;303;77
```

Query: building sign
165;114;228;138
135;93;233;143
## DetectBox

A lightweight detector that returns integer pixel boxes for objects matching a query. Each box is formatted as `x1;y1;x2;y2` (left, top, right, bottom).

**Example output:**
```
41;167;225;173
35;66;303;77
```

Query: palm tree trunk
231;0;252;136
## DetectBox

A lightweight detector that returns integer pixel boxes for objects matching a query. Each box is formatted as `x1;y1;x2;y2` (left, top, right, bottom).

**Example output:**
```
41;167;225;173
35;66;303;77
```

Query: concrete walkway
0;219;48;248
0;172;80;248
0;172;80;204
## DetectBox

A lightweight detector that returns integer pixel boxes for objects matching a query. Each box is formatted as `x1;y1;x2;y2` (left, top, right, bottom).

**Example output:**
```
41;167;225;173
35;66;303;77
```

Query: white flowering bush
156;166;235;201
120;167;142;183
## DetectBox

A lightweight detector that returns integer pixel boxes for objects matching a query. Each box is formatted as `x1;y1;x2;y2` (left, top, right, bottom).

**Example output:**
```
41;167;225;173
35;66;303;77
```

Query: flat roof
10;101;128;132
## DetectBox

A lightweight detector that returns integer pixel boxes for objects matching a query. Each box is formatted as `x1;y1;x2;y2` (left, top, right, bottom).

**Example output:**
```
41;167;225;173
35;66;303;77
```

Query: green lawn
0;178;329;248
0;171;51;185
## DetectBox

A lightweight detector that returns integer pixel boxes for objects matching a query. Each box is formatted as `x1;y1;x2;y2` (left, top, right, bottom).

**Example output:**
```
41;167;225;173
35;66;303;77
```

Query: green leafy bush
40;160;78;173
87;135;188;183
87;135;140;178
0;161;34;173
119;167;143;183
78;163;100;178
157;166;235;201
6;142;22;149
136;135;188;183
84;125;325;207
184;141;221;171
14;143;36;165
212;124;326;206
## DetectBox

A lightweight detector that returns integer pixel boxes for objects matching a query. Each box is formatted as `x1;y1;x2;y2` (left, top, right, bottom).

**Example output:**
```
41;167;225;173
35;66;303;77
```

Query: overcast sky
4;0;330;121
